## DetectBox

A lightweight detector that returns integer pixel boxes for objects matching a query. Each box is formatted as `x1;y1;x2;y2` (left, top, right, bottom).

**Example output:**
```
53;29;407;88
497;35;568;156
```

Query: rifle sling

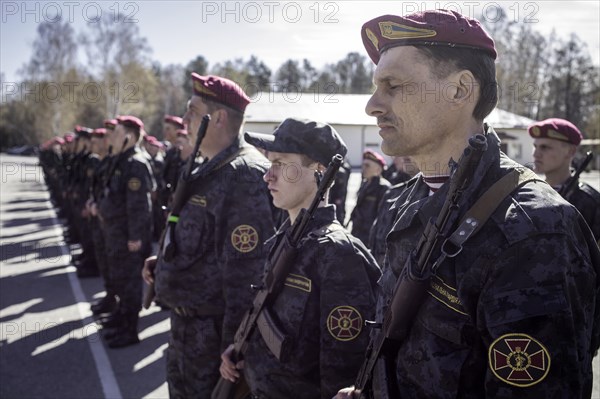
440;167;545;261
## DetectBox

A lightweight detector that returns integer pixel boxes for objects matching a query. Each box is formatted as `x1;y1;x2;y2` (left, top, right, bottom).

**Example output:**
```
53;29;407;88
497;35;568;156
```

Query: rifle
101;136;129;195
90;145;113;203
353;134;488;398
211;154;344;399
143;115;210;309
558;151;594;200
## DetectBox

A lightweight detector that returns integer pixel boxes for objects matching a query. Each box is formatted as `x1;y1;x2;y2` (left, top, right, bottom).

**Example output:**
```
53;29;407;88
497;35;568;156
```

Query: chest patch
284;274;312;293
189;194;207;207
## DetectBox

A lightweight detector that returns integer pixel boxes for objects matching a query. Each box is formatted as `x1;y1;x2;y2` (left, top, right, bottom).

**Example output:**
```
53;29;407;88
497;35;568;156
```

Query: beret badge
365;28;379;50
193;80;217;98
379;21;437;40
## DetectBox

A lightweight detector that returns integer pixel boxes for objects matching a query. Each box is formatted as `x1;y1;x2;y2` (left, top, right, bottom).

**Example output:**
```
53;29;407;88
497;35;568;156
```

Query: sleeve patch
327;305;362;341
127;178;141;191
488;333;551;387
231;224;259;253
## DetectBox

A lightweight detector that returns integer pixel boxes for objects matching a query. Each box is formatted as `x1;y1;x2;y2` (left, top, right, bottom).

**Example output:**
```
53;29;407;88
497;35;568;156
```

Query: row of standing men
37;8;600;398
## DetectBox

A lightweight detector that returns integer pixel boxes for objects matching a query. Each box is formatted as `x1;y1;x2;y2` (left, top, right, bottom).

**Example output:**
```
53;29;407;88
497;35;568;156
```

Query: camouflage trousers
103;221;146;313
166;312;223;398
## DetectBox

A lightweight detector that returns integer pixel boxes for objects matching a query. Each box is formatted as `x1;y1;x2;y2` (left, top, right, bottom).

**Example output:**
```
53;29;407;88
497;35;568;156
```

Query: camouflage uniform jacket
154;139;276;345
98;146;155;245
350;175;391;246
375;127;600;398
368;180;413;268
564;180;600;243
244;205;381;399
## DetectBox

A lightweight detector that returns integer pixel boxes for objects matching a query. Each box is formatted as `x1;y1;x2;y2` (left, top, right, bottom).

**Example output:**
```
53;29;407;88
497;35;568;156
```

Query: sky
1;0;599;85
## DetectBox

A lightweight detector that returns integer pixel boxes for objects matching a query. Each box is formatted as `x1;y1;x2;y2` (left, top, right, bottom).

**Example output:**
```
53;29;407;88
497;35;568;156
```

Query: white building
244;93;537;168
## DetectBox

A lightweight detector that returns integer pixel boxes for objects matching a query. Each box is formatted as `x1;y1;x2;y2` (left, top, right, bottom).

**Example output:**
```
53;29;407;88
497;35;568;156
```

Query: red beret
104;119;118;130
117;115;144;130
92;128;107;136
143;135;156;142
74;125;93;137
363;149;386;167
191;73;250;113
64;133;75;143
53;136;65;145
528;118;583;146
361;10;497;65
176;129;189;137
148;140;164;149
164;115;185;129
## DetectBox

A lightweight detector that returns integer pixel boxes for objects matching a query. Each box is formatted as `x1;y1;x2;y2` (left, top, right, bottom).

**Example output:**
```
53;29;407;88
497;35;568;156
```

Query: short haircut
203;98;245;137
415;47;498;121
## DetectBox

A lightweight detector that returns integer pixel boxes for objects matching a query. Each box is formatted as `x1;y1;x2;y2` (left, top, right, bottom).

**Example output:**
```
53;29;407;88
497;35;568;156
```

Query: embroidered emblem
194;80;217;97
189;194;207;207
547;129;569;142
327;306;362;341
428;275;468;315
489;333;551;387
530;126;541;137
127;178;141;191
379;21;437;40
231;224;259;253
284;274;312;293
365;28;379;50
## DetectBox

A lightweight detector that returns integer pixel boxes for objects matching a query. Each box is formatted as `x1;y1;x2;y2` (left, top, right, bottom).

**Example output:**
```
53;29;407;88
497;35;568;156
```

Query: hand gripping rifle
558;151;594;200
211;154;344;399
143;115;210;309
353;134;488;398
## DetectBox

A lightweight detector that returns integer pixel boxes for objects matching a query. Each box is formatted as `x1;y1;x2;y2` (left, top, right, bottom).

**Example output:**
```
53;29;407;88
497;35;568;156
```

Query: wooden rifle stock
211;154;344;399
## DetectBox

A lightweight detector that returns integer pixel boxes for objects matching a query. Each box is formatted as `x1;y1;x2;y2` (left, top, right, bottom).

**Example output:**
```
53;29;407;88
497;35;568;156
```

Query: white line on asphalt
46;203;123;399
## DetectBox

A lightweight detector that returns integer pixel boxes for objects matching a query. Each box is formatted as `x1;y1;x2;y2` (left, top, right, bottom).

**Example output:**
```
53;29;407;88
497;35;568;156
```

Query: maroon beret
117;115;144;130
528;118;583;146
191;73;250;113
74;125;93;137
64;133;75;143
54;136;65;145
363;149;387;167
164;115;185;129
92;128;107;136
361;10;497;65
104;119;118;130
176;129;189;137
149;140;164;149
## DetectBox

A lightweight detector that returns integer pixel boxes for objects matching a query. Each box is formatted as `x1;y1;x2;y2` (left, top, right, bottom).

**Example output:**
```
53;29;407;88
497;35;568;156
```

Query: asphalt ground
0;153;599;398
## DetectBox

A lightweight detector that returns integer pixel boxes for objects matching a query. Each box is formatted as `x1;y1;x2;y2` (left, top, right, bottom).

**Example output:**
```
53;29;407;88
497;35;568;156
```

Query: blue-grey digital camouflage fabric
564;180;600;243
154;139;276;398
98;146;154;313
373;127;600;398
350;175;391;247
243;205;381;399
368;180;413;268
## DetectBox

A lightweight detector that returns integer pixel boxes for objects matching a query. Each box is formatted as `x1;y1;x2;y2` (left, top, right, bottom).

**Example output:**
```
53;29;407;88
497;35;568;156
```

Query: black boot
100;310;124;329
107;312;140;349
91;295;117;315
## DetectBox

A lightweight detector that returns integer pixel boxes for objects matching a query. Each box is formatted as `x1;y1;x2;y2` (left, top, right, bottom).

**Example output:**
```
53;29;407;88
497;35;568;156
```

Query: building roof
245;93;536;129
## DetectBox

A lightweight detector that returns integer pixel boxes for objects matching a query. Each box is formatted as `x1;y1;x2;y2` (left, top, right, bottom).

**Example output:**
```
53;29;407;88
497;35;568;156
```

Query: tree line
1;8;598;149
